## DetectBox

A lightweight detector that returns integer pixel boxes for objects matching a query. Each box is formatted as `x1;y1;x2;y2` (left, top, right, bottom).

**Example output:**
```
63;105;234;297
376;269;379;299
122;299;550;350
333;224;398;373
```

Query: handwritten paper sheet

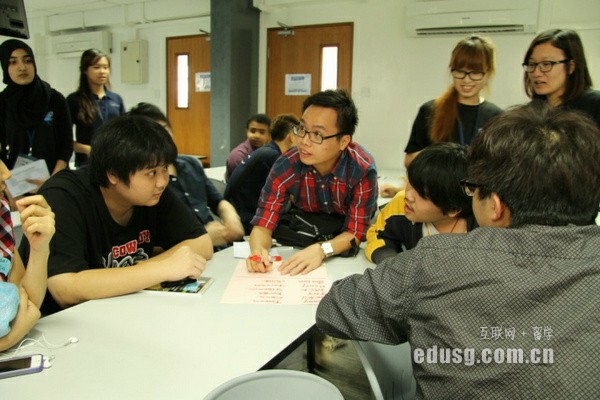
221;260;328;305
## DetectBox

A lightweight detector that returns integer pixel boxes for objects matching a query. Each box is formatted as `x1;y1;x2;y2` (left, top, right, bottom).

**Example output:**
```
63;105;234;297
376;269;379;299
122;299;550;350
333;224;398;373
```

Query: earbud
67;337;79;344
43;357;52;369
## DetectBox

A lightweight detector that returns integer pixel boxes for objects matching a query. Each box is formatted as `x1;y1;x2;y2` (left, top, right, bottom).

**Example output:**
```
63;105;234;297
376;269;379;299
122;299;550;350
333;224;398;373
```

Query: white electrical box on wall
121;39;148;84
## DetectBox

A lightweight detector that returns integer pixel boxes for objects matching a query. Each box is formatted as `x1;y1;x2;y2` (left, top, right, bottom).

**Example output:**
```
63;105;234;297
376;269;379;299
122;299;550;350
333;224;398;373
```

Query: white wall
4;0;600;170
257;0;600;170
23;15;210;112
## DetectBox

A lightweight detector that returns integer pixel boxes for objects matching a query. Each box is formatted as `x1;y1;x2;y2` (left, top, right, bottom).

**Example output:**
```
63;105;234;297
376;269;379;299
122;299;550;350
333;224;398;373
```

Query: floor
273;333;375;400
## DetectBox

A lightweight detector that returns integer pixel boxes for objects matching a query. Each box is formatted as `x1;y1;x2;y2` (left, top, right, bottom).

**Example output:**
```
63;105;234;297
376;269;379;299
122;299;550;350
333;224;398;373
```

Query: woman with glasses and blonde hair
403;35;501;168
67;49;125;167
379;35;502;198
522;28;600;127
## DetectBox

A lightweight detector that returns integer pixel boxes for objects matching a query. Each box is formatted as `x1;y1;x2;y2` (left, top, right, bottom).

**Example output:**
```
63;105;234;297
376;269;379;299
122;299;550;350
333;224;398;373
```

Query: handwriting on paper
221;260;328;305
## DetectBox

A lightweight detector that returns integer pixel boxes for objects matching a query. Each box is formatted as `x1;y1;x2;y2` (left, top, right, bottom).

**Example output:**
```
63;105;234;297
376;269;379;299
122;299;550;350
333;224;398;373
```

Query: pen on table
248;255;282;262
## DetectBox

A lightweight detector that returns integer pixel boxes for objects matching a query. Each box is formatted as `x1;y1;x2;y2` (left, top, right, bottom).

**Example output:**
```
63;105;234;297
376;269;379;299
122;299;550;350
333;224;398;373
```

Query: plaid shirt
317;225;600;399
251;142;378;241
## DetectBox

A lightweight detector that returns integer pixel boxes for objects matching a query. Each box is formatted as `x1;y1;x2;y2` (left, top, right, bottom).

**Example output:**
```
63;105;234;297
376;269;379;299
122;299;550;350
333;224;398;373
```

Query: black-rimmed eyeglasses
522;59;570;73
460;179;481;197
292;125;346;144
450;69;486;81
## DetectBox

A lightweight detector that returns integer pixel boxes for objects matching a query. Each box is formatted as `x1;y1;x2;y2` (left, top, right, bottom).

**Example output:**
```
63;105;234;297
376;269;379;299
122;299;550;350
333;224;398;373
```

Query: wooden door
167;35;211;165
266;23;353;119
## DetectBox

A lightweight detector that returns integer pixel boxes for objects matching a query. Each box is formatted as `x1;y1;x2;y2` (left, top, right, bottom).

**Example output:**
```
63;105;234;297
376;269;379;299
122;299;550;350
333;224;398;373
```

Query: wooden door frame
266;22;354;115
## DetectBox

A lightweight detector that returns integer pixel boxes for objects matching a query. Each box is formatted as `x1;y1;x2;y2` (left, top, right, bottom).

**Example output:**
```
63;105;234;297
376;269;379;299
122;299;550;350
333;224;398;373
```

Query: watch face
321;242;334;257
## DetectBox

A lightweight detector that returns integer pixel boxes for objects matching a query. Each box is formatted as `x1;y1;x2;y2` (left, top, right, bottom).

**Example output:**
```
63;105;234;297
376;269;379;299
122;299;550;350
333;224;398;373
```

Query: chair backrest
353;341;417;400
203;369;344;400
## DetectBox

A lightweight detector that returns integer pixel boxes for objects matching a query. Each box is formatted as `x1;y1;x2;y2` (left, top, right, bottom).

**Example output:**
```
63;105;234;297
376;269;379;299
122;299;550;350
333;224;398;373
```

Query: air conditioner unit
52;31;112;58
405;0;539;37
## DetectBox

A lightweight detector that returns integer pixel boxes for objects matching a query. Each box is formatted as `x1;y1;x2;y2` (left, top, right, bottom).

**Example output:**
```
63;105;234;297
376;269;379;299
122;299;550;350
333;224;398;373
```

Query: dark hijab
0;39;51;129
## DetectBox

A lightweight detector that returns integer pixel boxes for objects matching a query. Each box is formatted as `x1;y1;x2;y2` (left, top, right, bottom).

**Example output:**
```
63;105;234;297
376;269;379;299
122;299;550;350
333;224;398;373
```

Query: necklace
449;217;460;233
424;217;463;237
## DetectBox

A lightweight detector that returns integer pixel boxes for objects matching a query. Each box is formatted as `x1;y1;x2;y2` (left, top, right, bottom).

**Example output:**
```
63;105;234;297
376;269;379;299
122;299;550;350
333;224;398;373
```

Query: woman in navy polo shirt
67;49;125;167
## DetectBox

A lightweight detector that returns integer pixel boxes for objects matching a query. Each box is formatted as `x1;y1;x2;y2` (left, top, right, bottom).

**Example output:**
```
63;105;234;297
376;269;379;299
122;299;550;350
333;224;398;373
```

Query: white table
377;169;405;208
0;247;372;399
204;165;226;183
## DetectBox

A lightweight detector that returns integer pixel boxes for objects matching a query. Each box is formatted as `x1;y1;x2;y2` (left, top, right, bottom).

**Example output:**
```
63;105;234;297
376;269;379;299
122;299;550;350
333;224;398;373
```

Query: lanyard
27;129;36;155
457;105;480;145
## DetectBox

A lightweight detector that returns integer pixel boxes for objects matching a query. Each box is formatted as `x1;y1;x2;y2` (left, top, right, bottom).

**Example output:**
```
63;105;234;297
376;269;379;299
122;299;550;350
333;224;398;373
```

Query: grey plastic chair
353;341;417;400
203;369;344;400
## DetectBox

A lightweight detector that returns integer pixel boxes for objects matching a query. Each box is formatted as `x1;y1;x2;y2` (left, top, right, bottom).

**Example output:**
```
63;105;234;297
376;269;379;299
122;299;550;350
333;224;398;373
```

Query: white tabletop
204;165;226;183
0;246;372;399
377;169;405;208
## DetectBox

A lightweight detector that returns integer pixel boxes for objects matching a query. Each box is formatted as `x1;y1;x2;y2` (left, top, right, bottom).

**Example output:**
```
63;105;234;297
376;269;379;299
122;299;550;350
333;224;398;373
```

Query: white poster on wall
285;74;311;96
195;72;211;92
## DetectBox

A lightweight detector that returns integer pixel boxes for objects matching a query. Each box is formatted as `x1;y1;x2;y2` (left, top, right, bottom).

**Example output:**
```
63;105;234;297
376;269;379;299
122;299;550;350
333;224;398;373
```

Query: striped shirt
251;142;378;241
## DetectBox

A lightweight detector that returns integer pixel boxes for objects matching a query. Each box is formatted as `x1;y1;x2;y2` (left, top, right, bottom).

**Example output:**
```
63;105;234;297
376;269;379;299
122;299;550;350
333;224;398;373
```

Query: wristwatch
320;242;334;259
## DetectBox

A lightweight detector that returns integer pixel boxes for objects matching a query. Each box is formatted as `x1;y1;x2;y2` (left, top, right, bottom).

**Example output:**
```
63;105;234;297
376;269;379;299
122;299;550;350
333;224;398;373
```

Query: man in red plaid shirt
247;89;378;276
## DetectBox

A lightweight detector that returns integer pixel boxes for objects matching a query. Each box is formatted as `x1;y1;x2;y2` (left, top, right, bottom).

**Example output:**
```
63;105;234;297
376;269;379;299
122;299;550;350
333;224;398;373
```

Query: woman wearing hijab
0;39;73;181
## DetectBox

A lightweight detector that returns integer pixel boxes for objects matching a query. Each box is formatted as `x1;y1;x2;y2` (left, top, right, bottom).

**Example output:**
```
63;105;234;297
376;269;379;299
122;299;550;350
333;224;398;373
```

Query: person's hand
163;246;206;281
279;244;324;276
246;247;272;273
379;183;401;198
16;195;55;252
11;288;41;335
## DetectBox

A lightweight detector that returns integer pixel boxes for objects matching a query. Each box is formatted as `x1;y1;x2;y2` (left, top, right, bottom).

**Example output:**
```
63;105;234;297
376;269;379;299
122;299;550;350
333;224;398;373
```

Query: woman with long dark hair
67;49;125;167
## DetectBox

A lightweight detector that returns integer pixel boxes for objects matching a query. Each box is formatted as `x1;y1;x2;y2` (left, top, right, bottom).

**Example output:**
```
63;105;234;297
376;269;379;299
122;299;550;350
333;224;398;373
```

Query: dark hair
302;89;358;137
523;29;593;103
128;102;171;128
468;103;600;226
0;39;37;84
89;115;177;187
76;49;112;125
408;142;472;218
431;35;495;143
246;113;271;129
270;114;299;142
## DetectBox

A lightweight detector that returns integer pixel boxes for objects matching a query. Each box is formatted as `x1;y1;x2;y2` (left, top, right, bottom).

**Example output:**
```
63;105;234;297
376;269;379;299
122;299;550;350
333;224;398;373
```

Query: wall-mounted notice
285;73;311;96
195;72;211;92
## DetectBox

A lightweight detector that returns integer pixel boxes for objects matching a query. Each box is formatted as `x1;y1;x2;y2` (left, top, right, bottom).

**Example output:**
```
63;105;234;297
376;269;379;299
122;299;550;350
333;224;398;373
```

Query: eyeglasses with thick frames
293;125;346;144
522;59;570;73
450;69;486;81
459;179;481;197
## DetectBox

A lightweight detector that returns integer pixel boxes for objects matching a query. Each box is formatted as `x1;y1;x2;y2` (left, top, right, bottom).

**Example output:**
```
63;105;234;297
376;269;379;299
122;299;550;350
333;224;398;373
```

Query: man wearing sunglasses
247;89;378;276
316;103;600;398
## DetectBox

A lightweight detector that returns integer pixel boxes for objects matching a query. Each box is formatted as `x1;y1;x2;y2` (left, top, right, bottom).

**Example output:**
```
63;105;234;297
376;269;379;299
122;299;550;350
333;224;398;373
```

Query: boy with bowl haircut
365;142;476;264
20;115;212;314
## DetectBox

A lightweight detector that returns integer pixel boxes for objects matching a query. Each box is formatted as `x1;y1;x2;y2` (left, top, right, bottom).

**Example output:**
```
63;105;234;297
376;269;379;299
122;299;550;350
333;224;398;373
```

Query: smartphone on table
0;354;44;379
